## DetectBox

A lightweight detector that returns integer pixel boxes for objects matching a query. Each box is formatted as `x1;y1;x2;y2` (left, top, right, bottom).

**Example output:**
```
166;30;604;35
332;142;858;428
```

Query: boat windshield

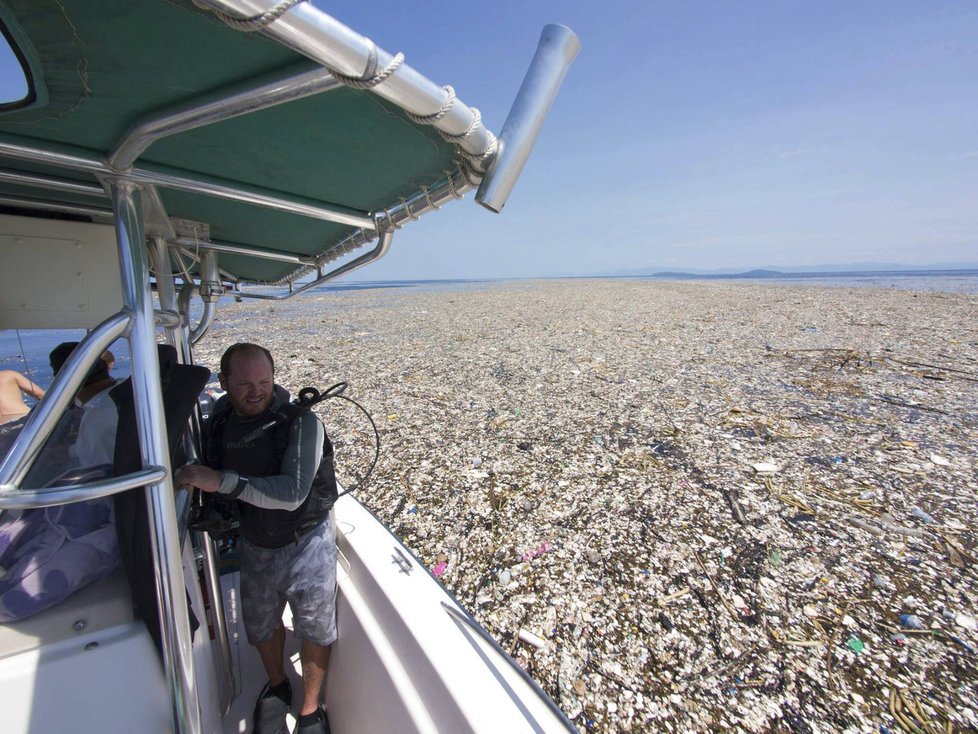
0;26;29;107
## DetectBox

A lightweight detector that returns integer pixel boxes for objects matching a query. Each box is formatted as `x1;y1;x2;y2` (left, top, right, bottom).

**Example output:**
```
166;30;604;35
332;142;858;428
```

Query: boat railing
0;311;131;489
441;601;579;732
0;466;168;510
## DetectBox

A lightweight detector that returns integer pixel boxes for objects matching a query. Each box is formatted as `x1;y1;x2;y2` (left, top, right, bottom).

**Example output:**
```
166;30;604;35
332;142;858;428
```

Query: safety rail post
110;180;202;734
150;236;237;715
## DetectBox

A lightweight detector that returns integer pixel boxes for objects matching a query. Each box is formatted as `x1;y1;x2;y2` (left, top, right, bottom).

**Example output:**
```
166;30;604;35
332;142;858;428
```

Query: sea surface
3;269;976;392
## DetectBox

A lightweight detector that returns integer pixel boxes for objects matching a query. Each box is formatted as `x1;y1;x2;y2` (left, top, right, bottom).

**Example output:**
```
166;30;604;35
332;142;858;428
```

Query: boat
0;1;579;732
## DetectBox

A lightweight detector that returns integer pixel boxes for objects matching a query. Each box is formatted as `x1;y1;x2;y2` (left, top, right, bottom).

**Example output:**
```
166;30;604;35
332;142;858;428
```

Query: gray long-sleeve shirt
213;399;325;511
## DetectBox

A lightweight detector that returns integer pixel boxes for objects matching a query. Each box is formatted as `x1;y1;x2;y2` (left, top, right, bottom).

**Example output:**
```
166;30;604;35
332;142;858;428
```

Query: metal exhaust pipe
475;24;580;213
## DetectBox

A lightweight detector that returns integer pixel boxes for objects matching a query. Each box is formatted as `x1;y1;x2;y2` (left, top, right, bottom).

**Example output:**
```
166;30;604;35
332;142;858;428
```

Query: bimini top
0;0;578;287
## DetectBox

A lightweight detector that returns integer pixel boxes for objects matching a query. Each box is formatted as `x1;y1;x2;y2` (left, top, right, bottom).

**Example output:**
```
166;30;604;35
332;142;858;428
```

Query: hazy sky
3;1;977;278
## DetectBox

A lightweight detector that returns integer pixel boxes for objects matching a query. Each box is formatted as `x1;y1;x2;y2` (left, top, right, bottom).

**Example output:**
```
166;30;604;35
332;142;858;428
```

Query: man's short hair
49;342;110;386
220;343;275;378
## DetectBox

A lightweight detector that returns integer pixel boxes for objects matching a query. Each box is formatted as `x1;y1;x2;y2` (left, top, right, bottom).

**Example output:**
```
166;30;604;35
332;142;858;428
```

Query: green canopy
0;0;474;284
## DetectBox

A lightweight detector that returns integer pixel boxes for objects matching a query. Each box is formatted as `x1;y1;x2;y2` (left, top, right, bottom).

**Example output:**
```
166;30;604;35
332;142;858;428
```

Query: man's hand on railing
174;463;221;493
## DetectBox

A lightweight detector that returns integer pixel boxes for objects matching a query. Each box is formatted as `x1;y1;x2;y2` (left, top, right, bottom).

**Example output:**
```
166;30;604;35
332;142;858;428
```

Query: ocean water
4;269;976;390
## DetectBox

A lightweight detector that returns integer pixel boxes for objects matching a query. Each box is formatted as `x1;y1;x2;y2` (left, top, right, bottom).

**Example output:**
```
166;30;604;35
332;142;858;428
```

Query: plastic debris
752;462;780;473
955;613;977;631
769;550;783;569
890;633;908;646
910;507;938;525
497;569;512;585
948;635;976;654
848;516;884;536
520;541;553;562
432;561;448;577
846;635;864;653
899;614;925;630
872;573;891;590
929;454;950;466
518;629;548;650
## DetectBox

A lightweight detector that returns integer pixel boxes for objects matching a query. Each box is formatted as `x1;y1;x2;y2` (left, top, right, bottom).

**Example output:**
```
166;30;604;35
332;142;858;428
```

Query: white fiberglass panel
0;214;123;330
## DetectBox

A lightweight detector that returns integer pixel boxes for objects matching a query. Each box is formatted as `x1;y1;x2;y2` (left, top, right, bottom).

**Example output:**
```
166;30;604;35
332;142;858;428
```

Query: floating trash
195;278;978;732
910;507;938;525
899;614;925;630
518;629;547;650
955;612;977;632
520;541;553;562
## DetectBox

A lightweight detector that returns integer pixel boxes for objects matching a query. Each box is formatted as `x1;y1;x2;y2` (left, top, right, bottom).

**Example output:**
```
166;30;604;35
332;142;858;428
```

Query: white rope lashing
207;2;498;175
207;0;308;32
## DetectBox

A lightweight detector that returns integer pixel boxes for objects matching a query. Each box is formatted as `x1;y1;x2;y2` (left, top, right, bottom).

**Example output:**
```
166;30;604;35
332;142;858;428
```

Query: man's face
219;351;274;417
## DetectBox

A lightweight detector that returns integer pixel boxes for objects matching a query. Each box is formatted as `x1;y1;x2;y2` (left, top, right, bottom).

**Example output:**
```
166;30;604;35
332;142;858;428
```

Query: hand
174;464;221;493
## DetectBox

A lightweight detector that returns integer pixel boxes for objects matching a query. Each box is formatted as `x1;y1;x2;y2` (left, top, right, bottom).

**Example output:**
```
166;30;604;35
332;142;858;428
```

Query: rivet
73;620;86;631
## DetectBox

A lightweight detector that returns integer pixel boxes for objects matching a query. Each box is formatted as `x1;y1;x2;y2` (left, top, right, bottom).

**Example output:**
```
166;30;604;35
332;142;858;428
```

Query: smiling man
176;342;338;734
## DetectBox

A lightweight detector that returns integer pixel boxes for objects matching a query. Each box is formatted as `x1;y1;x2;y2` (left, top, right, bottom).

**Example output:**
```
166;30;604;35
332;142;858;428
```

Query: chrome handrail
0;310;132;488
0;467;167;510
110;180;202;734
234;229;393;300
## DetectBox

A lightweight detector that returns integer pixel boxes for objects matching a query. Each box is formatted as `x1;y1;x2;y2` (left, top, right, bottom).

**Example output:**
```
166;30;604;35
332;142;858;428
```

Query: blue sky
3;1;977;278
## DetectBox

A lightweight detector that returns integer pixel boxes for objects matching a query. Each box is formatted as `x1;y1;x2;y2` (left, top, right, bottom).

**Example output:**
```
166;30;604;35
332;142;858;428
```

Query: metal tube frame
188;250;221;344
109;180;202;734
0;311;131;487
170;236;314;265
234;229;393;301
0;168;109;197
261;168;472;289
0;194;113;220
149;238;237;717
110;63;342;171
0;138;373;230
0;468;167;510
199;0;496;167
475;25;580;213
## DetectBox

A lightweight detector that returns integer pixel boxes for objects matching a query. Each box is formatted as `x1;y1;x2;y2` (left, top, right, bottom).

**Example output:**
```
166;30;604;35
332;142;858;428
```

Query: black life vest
206;397;337;549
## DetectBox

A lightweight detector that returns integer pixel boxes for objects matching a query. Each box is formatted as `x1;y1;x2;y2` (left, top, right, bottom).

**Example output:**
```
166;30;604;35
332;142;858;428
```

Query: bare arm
14;372;45;400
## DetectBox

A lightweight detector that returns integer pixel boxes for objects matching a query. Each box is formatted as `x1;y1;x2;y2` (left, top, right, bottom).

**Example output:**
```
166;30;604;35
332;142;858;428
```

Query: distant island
602;262;978;279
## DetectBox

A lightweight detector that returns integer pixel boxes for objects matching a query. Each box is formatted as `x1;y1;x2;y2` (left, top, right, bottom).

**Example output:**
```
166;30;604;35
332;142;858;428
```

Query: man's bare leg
298;640;330;715
256;623;287;686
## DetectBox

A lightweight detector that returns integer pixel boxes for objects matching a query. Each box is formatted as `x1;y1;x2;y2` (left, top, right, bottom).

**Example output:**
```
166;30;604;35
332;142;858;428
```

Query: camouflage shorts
239;519;337;647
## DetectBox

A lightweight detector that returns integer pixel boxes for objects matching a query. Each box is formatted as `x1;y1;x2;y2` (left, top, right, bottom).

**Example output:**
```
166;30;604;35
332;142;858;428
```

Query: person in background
48;343;117;406
0;370;44;425
176;343;338;734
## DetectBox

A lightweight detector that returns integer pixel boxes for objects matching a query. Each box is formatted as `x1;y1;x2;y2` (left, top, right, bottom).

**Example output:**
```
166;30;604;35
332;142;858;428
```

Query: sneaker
252;679;292;734
295;707;331;734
